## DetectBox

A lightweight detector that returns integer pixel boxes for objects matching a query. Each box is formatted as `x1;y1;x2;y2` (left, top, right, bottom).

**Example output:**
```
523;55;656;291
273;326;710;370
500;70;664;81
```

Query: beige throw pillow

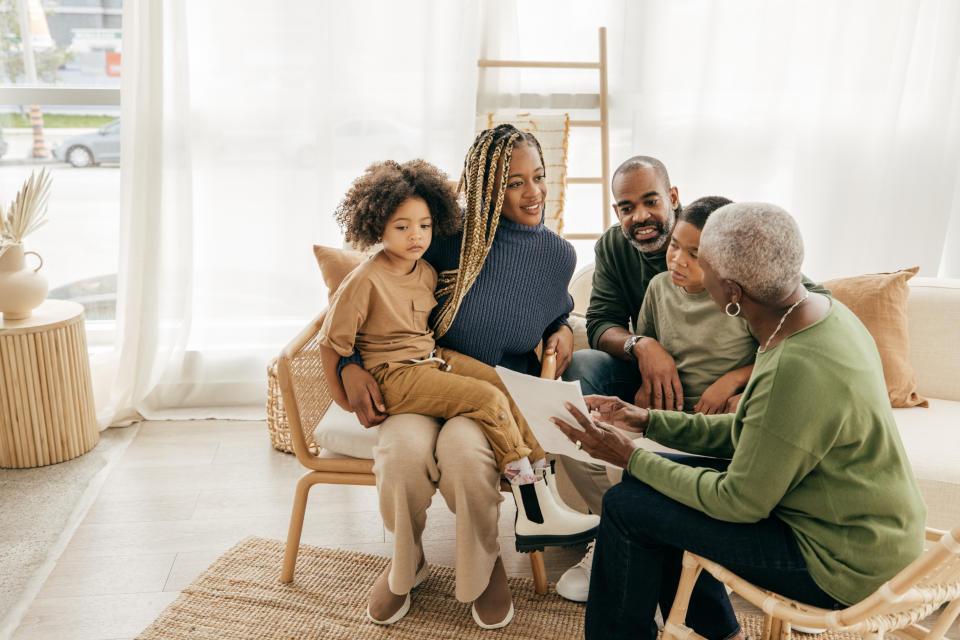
312;245;367;301
823;267;928;408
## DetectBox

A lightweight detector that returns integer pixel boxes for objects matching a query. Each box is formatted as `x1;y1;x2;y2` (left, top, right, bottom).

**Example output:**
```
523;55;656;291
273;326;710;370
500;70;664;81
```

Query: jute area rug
137;536;863;640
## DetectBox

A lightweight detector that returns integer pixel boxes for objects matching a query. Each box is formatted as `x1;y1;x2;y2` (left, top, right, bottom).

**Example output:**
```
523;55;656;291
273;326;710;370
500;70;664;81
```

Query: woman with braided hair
338;125;581;629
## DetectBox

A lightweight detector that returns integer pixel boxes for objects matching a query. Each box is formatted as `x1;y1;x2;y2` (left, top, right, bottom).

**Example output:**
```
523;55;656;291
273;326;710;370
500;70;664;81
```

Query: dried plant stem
1;167;52;246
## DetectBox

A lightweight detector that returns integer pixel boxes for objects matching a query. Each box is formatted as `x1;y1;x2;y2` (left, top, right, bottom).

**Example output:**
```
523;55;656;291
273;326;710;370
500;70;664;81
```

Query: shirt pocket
412;294;438;327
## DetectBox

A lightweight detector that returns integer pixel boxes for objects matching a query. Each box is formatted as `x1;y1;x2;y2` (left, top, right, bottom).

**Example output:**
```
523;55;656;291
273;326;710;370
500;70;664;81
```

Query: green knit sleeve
629;360;819;523
645;410;736;458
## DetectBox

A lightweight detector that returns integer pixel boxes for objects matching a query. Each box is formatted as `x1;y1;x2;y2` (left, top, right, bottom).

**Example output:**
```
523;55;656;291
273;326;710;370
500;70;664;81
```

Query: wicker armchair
276;311;551;594
663;524;960;640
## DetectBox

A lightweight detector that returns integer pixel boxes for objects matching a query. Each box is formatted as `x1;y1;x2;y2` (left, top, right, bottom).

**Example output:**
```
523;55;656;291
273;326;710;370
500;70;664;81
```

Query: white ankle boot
537;464;585;516
511;476;600;552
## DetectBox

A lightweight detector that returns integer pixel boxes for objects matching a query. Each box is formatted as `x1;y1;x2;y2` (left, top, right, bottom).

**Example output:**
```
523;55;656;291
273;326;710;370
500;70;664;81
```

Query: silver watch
623;334;642;359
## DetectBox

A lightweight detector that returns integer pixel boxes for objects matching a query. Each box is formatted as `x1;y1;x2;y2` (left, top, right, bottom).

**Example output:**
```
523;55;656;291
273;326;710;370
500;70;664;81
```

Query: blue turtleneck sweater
339;216;575;376
425;217;575;373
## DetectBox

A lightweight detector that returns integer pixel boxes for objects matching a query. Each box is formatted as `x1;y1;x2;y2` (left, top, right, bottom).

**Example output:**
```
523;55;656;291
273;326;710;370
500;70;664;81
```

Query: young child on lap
638;196;758;413
318;159;597;543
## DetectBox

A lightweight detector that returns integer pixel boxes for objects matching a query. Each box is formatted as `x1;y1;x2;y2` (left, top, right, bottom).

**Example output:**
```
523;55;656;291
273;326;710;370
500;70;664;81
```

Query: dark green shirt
629;300;926;605
586;225;667;349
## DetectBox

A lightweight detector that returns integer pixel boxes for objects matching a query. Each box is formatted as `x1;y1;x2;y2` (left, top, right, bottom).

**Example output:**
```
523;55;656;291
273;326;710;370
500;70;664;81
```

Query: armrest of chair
276;311;334;469
926;526;948;542
540;351;557;380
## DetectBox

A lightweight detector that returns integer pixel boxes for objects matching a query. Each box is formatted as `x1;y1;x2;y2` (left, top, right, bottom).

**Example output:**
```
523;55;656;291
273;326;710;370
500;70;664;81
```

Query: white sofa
567;268;960;530
313;269;960;529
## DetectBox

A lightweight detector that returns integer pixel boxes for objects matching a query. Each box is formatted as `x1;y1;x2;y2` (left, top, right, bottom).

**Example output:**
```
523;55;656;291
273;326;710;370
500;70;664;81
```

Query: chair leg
779;620;792;640
663;552;703;640
762;613;776;640
927;598;960;640
280;471;319;583
529;550;547;595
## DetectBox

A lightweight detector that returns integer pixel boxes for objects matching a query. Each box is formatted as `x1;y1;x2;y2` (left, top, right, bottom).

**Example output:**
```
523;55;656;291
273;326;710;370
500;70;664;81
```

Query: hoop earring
725;302;741;317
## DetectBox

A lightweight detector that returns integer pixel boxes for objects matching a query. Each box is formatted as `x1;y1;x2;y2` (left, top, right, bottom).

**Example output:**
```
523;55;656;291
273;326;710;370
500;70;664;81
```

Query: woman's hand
544;325;574;376
340;364;388;428
551;402;641;468
584;394;649;433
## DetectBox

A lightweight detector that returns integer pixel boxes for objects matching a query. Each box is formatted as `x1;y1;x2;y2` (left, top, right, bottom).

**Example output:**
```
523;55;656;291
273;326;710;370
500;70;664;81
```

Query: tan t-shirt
318;251;438;369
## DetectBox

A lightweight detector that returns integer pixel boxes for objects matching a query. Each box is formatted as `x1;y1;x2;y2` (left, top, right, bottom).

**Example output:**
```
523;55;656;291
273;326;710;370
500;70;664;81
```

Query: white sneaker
556;540;595;602
511;477;600;552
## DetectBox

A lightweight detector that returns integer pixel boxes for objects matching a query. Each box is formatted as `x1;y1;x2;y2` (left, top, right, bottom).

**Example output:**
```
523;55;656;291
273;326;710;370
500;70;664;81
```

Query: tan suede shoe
366;556;429;625
471;556;514;629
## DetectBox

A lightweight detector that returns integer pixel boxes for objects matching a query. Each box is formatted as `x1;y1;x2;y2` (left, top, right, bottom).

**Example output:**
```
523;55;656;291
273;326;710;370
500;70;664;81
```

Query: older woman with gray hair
551;202;926;640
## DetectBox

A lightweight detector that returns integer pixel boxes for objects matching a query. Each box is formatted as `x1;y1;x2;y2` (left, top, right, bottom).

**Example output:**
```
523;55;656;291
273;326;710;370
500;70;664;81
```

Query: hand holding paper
549;401;646;470
495;367;646;468
494;366;598;465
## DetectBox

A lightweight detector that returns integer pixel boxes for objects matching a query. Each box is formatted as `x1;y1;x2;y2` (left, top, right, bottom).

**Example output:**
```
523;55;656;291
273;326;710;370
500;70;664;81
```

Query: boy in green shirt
635;196;756;413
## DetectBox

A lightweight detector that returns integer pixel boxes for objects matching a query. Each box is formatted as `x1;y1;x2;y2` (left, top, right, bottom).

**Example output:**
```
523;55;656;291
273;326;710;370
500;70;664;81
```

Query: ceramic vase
0;243;48;320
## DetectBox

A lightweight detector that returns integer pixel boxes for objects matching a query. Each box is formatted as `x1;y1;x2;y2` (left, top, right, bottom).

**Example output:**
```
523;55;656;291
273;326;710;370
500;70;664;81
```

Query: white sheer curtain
95;0;960;426
95;0;481;427
491;0;960;279
609;0;960;280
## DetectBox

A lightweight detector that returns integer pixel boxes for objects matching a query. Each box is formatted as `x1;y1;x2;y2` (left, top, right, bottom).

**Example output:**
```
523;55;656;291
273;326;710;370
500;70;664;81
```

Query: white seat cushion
906;278;960;402
892;398;960;485
312;403;378;459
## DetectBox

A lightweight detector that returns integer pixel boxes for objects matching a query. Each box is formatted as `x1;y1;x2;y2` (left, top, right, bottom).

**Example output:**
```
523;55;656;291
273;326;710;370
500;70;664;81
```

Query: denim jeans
585;455;843;640
564;348;642;401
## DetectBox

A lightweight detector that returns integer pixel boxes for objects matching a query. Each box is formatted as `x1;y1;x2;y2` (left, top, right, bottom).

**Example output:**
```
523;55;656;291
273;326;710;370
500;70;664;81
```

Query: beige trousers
554;455;621;515
373;412;503;603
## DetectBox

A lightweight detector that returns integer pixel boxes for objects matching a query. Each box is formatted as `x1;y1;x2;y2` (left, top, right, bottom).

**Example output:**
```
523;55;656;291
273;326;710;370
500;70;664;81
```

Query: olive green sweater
628;299;926;605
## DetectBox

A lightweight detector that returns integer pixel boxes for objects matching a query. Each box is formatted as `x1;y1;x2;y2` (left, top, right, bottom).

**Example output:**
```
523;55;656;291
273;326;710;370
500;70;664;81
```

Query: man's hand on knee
633;338;683;411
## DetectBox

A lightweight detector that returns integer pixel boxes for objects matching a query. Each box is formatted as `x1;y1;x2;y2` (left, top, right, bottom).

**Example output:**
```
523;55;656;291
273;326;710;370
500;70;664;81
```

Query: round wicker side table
0;299;99;468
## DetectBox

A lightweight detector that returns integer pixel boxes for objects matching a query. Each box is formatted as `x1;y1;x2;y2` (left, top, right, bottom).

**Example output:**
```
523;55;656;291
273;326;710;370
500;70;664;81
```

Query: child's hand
694;375;741;415
724;393;743;414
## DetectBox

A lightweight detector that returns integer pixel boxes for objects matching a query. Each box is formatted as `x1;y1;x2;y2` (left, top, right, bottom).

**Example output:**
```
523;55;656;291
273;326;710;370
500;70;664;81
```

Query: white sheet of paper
495;366;617;468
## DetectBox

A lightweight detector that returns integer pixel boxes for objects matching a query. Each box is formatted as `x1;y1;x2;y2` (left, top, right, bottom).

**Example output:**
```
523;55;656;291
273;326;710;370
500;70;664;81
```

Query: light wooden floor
10;420;584;640
11;420;959;640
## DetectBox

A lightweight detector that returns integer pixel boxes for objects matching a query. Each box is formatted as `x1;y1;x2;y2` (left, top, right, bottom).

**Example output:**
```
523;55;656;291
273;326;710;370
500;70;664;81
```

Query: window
1;0;121;346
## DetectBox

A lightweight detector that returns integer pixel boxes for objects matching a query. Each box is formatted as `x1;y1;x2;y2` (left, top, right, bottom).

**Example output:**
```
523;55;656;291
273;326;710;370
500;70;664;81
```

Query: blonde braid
434;127;521;338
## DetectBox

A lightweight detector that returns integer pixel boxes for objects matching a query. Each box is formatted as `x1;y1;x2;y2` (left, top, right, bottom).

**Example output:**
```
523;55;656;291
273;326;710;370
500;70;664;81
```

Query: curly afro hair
334;159;461;249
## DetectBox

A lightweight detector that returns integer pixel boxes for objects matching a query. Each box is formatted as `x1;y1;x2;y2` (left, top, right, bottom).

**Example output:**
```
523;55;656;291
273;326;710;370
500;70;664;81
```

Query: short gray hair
613;155;671;189
699;202;804;302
